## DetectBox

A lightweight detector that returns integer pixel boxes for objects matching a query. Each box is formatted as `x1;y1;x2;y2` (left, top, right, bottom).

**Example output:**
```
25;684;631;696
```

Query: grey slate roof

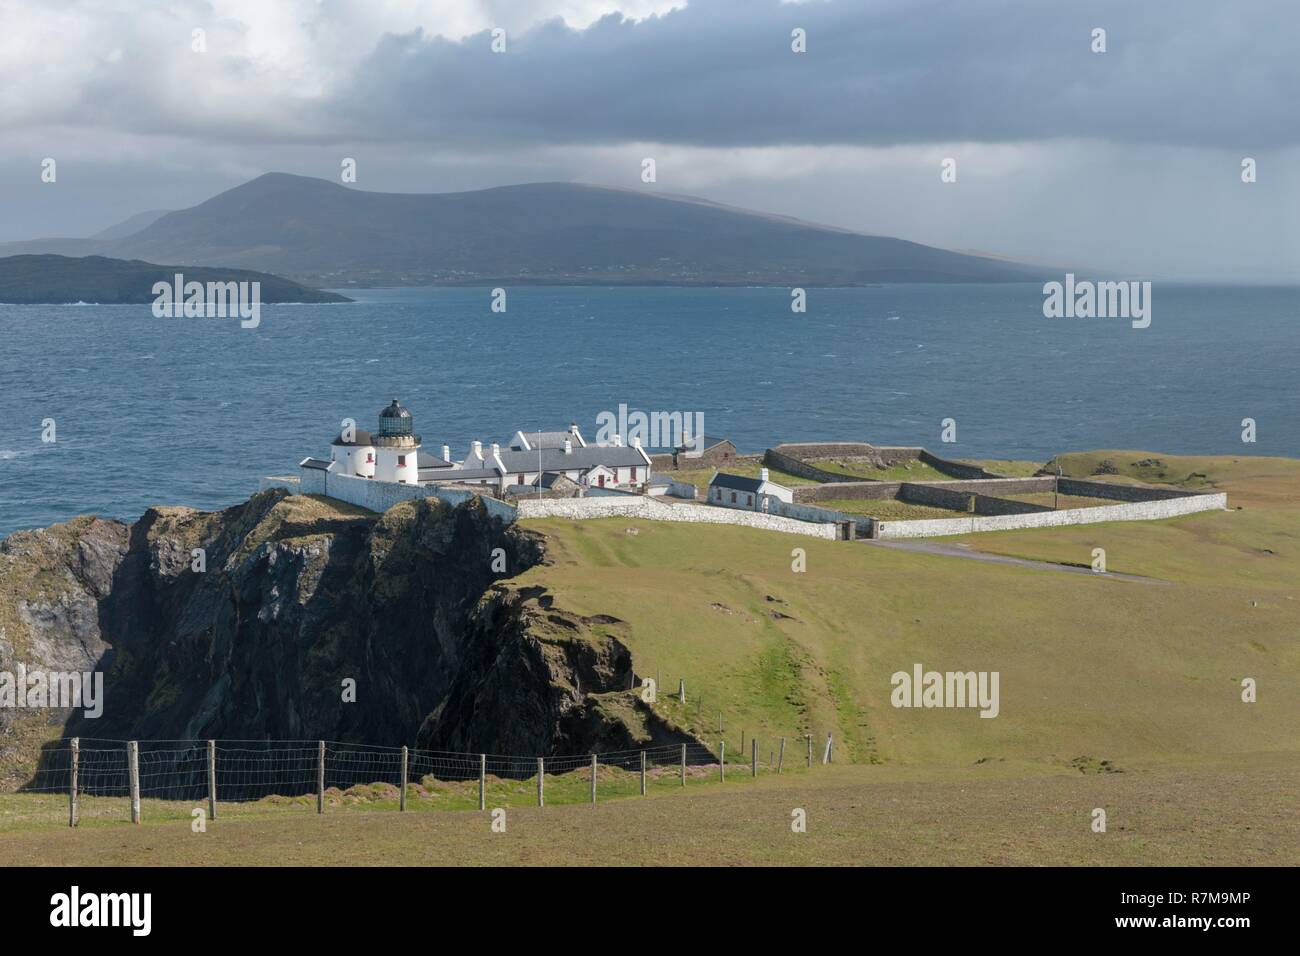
709;472;764;493
300;457;333;471
331;429;373;447
496;444;647;474
516;430;581;450
417;452;456;468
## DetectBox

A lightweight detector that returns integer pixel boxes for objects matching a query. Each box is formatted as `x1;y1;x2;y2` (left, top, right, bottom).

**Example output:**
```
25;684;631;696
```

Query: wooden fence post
317;740;325;814
751;738;757;777
399;746;408;812
777;737;785;774
590;754;597;805
806;733;813;768
719;741;725;782
680;744;686;787
127;741;140;824
207;739;217;820
640;750;647;796
678;679;686;704
68;737;79;828
537;757;544;807
479;754;486;811
822;732;833;765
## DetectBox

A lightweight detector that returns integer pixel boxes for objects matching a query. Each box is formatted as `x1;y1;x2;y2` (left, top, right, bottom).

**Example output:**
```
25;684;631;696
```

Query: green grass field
3;450;1296;865
3;756;1294;865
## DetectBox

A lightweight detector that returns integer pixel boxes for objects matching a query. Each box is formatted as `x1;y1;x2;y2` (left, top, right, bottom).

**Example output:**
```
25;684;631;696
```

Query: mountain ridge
0;172;1049;287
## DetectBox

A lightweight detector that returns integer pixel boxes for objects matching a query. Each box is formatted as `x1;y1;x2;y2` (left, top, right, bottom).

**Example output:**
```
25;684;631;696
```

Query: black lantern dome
377;399;413;437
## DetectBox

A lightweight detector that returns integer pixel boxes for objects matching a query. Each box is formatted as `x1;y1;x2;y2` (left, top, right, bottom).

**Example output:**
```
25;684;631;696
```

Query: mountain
0;254;352;304
0;173;1048;286
90;209;172;240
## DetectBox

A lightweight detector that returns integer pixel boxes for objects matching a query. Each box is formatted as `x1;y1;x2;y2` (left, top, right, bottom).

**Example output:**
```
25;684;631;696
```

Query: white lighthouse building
371;399;421;485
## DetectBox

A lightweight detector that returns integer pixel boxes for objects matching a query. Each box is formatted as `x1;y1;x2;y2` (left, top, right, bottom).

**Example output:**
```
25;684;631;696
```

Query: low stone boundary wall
872;492;1227;539
310;472;519;522
870;446;925;466
1057;477;1197;502
764;448;874;484
918;450;1001;480
795;481;903;502
515;495;839;539
770;441;881;460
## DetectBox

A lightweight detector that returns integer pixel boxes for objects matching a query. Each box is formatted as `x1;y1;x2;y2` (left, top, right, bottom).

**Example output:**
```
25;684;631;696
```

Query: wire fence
13;731;832;827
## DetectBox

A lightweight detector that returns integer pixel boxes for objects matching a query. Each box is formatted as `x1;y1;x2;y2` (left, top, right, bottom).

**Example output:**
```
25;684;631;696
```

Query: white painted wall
375;445;419;485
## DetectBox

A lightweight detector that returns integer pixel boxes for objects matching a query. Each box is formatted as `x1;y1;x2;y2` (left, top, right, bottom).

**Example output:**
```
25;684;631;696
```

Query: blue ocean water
1;284;1296;536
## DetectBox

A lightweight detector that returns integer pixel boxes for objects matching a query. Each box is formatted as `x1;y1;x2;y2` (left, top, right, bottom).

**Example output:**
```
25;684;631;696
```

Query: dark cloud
338;0;1300;150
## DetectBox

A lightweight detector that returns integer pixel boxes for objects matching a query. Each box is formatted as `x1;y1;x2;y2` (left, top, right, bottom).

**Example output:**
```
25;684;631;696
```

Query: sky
1;0;1295;280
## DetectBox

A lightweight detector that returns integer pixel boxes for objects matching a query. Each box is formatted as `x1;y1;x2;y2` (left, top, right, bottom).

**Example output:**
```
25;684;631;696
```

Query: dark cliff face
0;490;695;785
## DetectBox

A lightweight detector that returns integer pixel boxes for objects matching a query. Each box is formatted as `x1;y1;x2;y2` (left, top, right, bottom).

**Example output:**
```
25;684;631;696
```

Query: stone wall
916;477;1053;496
972;494;1053;516
322;472;519;522
764;448;873;484
874;492;1227;539
770;441;881;460
870;446;925;466
794;481;903;502
515;495;839;539
917;450;1000;479
1057;477;1198;502
898;483;975;512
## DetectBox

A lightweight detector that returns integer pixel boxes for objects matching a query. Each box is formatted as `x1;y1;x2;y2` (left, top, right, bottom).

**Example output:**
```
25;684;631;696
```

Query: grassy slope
4;757;1294;865
518;453;1300;769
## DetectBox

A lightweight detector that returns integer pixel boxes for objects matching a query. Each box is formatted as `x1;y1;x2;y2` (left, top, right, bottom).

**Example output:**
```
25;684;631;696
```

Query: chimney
613;434;623;447
491;442;500;457
471;440;482;460
632;436;642;449
564;439;572;454
760;467;770;482
441;444;450;462
490;443;506;471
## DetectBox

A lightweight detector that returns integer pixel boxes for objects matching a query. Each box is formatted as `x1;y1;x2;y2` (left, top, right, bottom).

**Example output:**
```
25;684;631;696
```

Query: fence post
741;729;746;757
317;740;325;814
751;738;757;777
777;737;785;774
640;750;647;795
806;734;813;768
207;739;217;820
127;741;140;824
822;732;833;765
680;744;686;787
590;754;597;805
479;754;486;811
399;746;408;812
678;679;686;704
68;737;79;828
537;757;544;807
719;741;725;782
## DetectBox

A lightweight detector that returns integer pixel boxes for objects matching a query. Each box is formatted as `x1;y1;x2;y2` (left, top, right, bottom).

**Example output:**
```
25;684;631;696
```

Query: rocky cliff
0;490;694;789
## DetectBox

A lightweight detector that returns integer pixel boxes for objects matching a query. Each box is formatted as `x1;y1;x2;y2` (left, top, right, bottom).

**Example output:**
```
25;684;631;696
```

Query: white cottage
708;469;793;512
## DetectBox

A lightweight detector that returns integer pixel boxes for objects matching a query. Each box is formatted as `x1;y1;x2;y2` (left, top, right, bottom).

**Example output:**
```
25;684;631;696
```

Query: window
398;455;406;467
747;494;753;506
731;492;737;503
631;466;638;481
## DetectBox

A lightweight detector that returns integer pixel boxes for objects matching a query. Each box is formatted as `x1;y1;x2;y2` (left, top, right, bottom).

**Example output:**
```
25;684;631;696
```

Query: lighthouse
372;399;420;485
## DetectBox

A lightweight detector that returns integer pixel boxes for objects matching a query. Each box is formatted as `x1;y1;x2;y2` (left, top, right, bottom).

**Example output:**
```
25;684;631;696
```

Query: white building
708;469;793;512
301;401;653;496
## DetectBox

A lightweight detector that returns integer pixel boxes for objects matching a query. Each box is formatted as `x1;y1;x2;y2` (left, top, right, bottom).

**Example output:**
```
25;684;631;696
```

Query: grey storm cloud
336;0;1300;150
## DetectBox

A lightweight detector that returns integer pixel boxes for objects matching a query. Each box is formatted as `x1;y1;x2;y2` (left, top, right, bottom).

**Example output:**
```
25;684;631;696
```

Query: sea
1;283;1295;536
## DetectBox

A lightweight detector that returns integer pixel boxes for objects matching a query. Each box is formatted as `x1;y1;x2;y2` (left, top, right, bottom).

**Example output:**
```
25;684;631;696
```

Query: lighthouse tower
373;399;421;485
